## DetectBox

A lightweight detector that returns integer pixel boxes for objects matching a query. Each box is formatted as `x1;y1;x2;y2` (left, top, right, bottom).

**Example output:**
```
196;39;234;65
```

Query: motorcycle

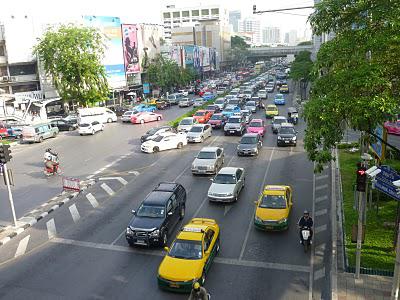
44;152;60;176
300;226;312;252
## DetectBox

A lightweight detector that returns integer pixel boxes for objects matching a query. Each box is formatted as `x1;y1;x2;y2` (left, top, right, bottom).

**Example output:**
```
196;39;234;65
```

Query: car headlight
126;227;134;235
254;215;263;222
277;136;282;140
207;165;214;170
150;229;160;237
225;192;233;196
277;218;287;224
292;136;297;141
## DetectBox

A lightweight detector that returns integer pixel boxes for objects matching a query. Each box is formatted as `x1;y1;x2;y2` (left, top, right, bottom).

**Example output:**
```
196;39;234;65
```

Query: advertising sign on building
121;24;141;74
83;16;126;88
143;83;150;94
184;45;195;67
370;125;387;161
137;24;162;71
374;165;400;201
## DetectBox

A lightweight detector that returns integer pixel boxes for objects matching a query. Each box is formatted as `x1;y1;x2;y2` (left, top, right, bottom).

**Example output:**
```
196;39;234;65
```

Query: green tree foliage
297;41;312;46
303;0;400;171
34;24;109;106
228;36;250;67
290;51;313;83
146;55;196;92
231;36;249;49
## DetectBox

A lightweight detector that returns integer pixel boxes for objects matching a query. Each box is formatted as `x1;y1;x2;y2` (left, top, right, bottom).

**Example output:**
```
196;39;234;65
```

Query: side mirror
210;178;214;182
168;211;173;216
164;246;169;252
131;210;136;215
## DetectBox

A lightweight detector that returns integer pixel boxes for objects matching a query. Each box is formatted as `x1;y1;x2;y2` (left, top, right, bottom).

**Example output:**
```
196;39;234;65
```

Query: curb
0;179;96;247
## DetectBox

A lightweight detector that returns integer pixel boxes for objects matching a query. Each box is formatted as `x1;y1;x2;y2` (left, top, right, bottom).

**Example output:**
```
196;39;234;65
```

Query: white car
207;167;245;202
178;89;189;96
177;117;197;132
258;90;268;99
193;98;204;107
140;132;187;153
79;121;104;135
121;110;138;123
186;124;212;143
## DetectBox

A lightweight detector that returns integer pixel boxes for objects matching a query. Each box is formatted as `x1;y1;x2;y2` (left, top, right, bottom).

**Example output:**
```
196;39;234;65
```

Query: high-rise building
161;5;229;41
229;11;241;33
284;30;298;46
238;17;261;45
262;27;280;44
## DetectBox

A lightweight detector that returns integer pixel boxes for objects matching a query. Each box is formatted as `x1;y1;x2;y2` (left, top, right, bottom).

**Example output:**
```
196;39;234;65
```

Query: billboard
83;16;126;89
370;125;387;161
121;24;140;74
137;24;162;71
209;48;217;70
167;45;184;67
184;45;195;67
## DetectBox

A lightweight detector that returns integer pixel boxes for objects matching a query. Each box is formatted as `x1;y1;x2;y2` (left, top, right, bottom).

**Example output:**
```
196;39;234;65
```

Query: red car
0;122;8;139
131;112;162;124
247;119;266;137
208;113;227;129
384;121;400;135
193;110;212;124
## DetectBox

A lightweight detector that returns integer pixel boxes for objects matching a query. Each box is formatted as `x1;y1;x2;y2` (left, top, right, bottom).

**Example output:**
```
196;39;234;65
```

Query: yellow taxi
157;218;220;293
279;84;289;93
265;104;279;118
146;98;158;106
254;185;293;231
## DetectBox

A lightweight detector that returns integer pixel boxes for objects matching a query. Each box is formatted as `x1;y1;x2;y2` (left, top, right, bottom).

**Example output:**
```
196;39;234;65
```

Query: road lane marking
309;164;316;300
86;174;94;179
51;238;310;273
111;230;126;245
224;205;233;216
46;219;57;239
315;243;326;256
315;195;328;203
101;183;114;196
314;267;326;280
14;235;30;258
315;208;328;217
128;171;140;176
315;224;327;234
316;174;328;180
239;147;275;261
69;204;81;223
315;184;328;191
99;177;128;185
86;193;99;208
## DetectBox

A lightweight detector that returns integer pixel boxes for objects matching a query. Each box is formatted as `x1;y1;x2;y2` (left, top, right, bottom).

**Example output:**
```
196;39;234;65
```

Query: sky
0;0;314;35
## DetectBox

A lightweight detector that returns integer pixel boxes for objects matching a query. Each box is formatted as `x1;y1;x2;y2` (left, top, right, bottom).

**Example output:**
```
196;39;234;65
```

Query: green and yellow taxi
254;185;293;231
265;104;279;118
279;84;289;93
157;218;220;293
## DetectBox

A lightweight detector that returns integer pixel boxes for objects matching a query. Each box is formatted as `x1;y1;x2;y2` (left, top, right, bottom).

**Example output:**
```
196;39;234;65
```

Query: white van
77;107;117;124
166;93;184;105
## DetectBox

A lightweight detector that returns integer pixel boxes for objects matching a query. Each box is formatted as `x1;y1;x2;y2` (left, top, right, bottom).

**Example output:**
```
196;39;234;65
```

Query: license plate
170;283;180;288
265;225;273;229
285;140;289;143
135;239;146;245
230;131;235;133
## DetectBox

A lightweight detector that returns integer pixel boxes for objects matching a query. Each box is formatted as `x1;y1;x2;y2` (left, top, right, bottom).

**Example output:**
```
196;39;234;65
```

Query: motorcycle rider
44;148;59;174
188;281;208;300
298;210;313;244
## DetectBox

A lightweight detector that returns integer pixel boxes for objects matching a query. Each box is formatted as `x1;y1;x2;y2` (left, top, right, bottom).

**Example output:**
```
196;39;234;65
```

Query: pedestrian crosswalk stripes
14;235;30;258
86;193;99;208
69;204;80;223
100;183;114;196
46;219;57;239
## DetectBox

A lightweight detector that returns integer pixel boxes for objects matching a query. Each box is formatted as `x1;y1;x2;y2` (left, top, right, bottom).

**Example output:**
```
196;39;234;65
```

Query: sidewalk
337;272;392;300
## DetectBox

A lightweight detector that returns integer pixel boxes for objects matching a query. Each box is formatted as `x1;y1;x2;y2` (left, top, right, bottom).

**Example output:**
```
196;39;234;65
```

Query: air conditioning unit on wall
1;76;9;82
9;76;16;82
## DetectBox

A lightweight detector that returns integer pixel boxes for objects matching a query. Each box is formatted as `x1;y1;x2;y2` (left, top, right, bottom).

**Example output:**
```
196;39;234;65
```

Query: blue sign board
143;83;150;94
374;165;400;201
370;125;386;161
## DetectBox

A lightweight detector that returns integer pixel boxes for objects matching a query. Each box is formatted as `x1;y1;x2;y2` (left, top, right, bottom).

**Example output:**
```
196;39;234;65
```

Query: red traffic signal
0;144;12;163
356;163;367;192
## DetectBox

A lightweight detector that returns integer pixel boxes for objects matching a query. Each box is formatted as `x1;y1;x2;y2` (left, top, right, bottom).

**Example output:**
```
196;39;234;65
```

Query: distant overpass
247;45;314;59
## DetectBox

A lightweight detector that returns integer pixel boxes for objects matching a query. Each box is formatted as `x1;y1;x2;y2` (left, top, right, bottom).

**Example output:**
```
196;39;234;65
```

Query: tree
228;36;250;67
303;0;400;171
289;51;313;100
34;24;109;106
231;36;249;49
297;41;312;46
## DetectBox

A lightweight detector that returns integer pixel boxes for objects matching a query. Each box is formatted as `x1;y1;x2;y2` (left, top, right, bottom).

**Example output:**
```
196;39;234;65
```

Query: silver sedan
207;167;245;202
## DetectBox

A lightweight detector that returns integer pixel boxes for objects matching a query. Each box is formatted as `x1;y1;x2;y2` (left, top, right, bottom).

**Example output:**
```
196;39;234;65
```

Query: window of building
173;11;180;18
163;12;171;19
182;11;189;17
11;83;39;93
9;64;36;76
0;45;4;56
211;8;219;15
0;66;7;77
201;9;209;16
192;10;199;17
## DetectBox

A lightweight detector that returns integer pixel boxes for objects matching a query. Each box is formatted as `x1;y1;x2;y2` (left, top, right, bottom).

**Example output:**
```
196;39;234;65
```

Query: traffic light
356;163;367;192
0;144;12;164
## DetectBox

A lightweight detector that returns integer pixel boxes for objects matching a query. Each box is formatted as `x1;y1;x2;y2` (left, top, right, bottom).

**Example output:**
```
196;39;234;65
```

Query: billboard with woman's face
122;24;140;74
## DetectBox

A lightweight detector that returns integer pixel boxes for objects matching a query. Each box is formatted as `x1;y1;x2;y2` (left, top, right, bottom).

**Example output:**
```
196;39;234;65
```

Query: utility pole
392;223;400;300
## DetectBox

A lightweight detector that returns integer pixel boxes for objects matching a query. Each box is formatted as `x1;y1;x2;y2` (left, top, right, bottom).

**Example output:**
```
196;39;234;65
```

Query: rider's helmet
193;281;200;291
46;148;52;152
303;210;309;217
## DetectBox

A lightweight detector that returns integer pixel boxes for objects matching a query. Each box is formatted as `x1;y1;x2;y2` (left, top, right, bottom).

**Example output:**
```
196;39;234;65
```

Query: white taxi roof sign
182;227;203;233
265;186;285;191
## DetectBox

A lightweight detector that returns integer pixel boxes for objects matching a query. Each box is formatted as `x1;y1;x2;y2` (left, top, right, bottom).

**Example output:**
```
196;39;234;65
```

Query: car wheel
53;133;57;138
107;118;112;123
179;205;185;220
161;230;168;246
80;134;83;136
224;131;228;136
153;146;159;153
234;193;238;202
140;119;145;124
177;142;183;149
127;241;135;247
92;130;95;135
157;116;161;121
200;137;204;143
39;137;43;143
68;126;74;131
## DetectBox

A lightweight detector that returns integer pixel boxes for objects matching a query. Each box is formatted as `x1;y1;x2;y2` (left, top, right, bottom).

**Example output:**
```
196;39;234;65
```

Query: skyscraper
229;11;241;33
238;18;261;45
284;30;298;46
262;27;280;44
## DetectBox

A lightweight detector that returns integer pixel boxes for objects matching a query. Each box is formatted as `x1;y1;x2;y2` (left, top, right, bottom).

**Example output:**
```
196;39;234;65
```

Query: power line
253;5;314;15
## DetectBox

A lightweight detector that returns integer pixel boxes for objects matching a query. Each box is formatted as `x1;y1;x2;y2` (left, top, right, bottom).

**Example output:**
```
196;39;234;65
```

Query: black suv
277;123;297;146
125;182;186;247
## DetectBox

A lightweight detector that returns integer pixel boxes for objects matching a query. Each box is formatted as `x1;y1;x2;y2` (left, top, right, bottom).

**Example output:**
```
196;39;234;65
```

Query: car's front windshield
213;173;236;184
267;107;276;112
215;100;224;104
228;117;241;123
190;126;203;133
169;239;203;259
249;121;262;127
136;205;165;218
194;111;205;116
275;95;284;100
260;195;287;209
197;151;216;159
146;128;159;135
246;101;256;106
206;106;215;111
241;137;257;144
274;118;286;125
224;108;233;112
228;100;239;105
180;119;193;125
279;127;295;135
152;135;164;142
211;115;222;120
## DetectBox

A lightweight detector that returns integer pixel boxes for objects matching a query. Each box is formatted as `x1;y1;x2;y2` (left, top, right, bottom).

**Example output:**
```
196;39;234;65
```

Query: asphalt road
0;83;333;299
0;103;195;226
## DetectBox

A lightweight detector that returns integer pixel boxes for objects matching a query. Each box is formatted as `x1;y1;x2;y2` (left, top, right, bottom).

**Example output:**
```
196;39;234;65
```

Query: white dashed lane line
86;193;99;208
69;204;81;223
100;183;115;196
315;224;327;234
314;267;326;280
315;184;329;191
14;235;30;258
315;209;328;217
315;195;328;203
46;219;57;239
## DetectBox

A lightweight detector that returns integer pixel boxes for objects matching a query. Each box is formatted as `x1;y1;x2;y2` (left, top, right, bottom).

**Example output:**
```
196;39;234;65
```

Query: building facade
284;30;298;46
229;11;241;33
161;5;229;42
262;27;280;44
238;18;261;45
